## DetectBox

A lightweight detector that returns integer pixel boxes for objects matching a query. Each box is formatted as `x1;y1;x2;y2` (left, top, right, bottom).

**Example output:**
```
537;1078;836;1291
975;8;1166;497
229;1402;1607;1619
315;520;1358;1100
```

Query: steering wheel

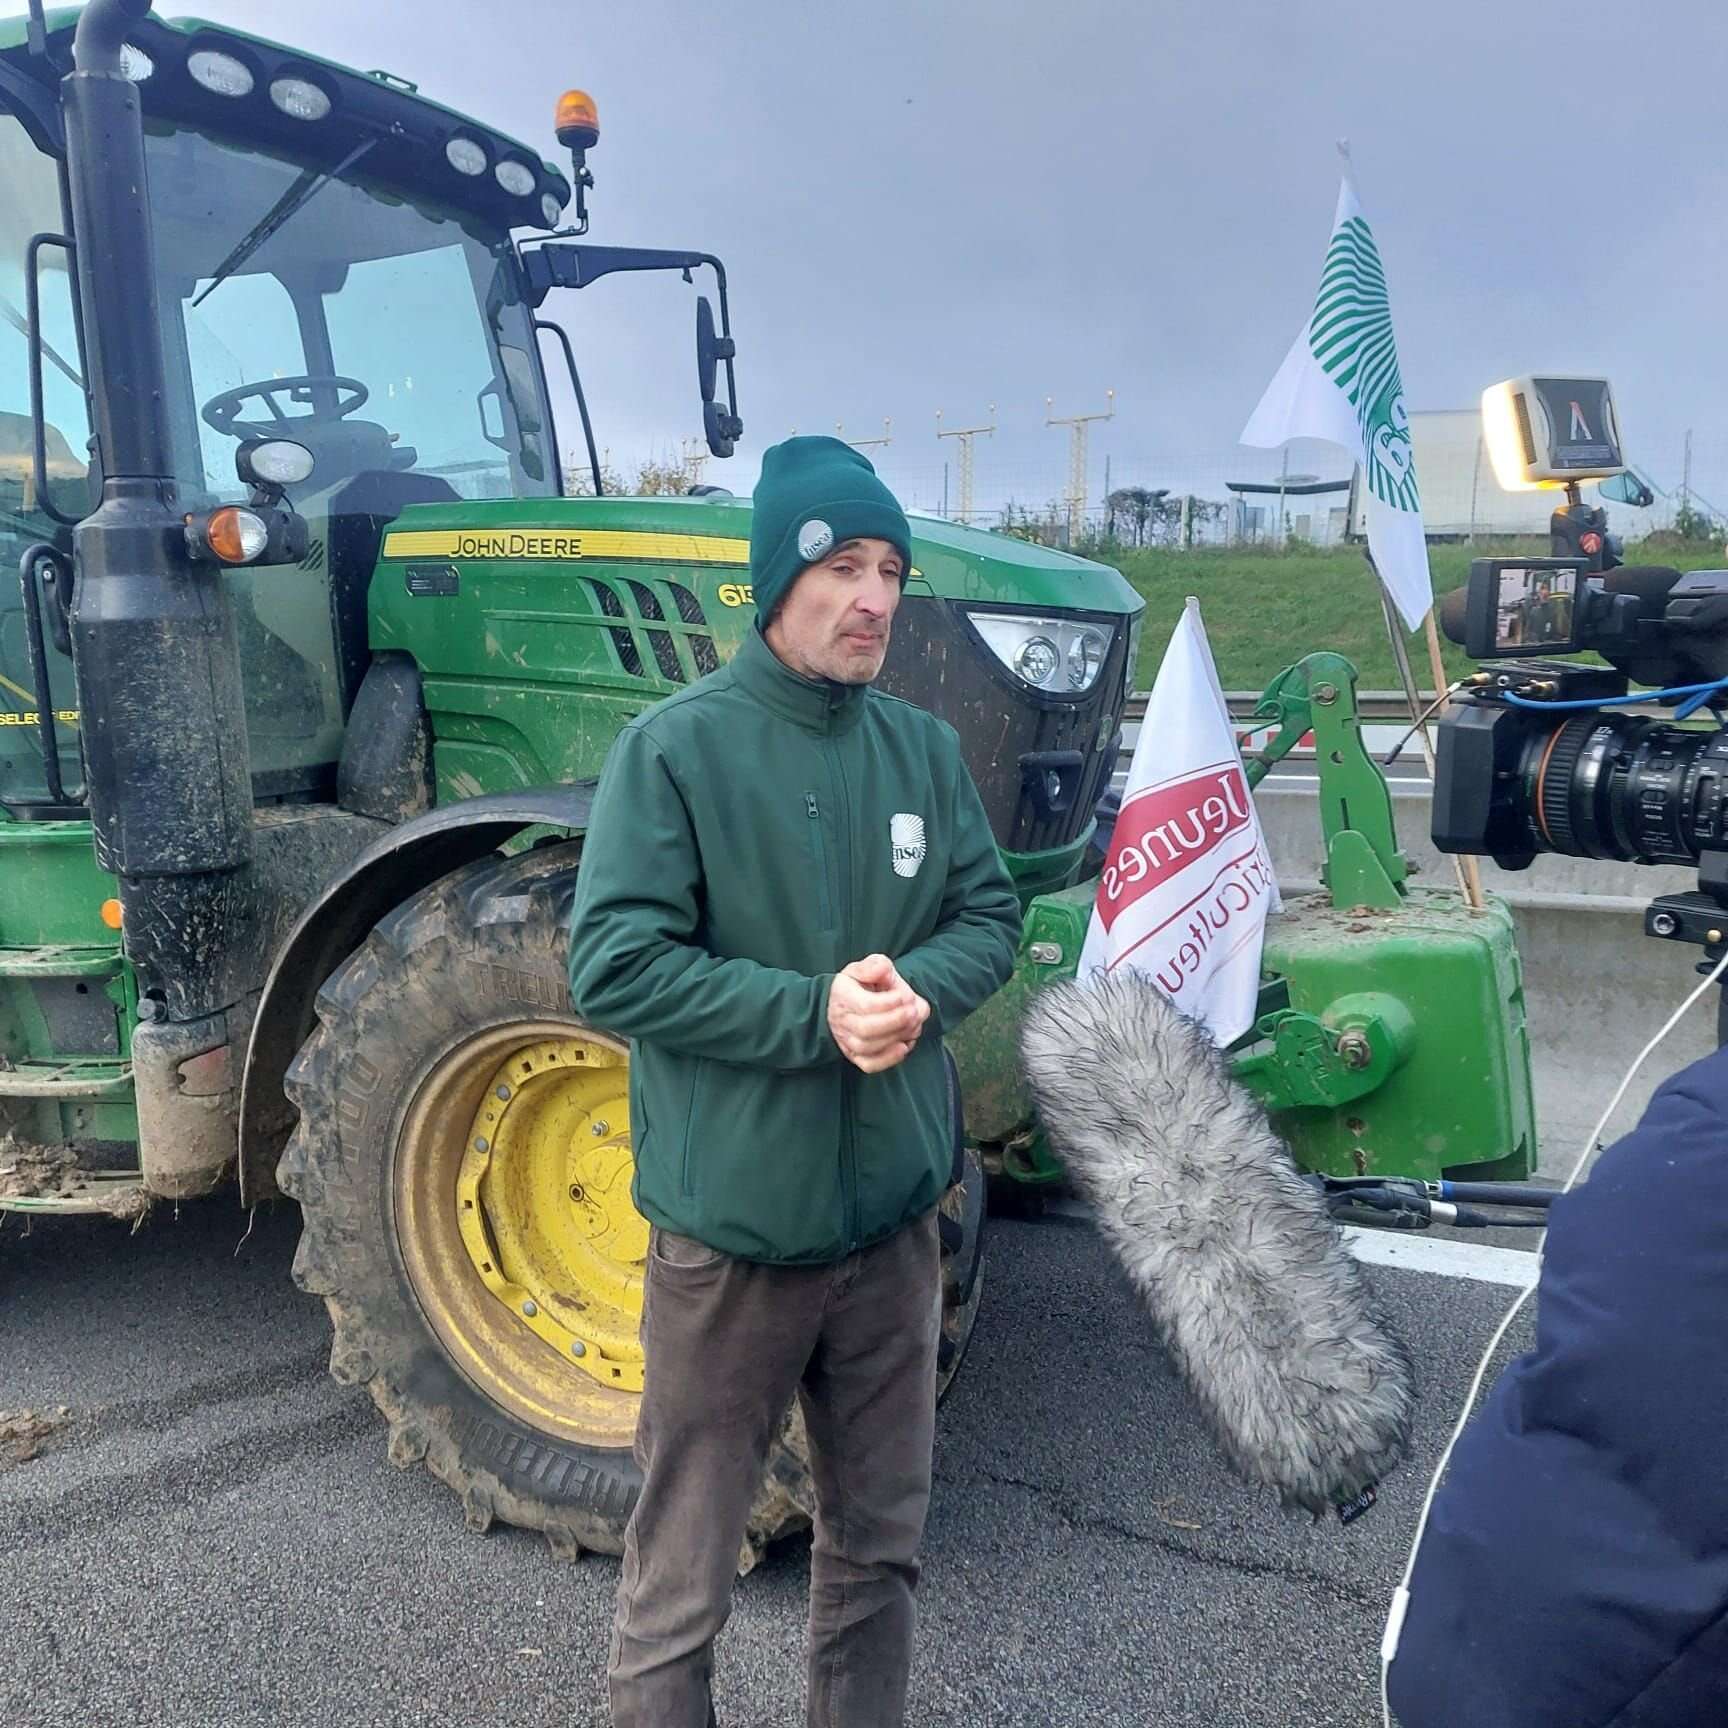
201;374;371;439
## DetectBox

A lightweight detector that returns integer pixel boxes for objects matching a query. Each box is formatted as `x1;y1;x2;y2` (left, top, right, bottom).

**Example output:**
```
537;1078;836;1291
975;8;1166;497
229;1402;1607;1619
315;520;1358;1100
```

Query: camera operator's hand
827;954;930;1074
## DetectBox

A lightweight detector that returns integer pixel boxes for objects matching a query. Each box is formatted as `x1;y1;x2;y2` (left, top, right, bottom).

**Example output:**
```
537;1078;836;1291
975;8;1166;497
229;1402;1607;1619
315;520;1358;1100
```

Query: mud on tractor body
1;2;1534;1557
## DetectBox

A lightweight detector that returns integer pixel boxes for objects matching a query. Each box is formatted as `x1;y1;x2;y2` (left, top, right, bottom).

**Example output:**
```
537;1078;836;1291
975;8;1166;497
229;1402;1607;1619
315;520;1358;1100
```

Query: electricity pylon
936;405;995;523
1046;390;1115;543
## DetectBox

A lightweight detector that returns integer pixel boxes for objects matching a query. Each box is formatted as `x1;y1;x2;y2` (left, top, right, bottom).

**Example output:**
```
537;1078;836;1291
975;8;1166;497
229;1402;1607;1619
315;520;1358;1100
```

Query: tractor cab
0;11;570;813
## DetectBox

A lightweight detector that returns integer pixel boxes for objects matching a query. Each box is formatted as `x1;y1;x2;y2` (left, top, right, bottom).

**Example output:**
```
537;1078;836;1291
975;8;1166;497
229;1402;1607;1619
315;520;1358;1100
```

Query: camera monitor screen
1495;566;1577;651
1462;557;1589;658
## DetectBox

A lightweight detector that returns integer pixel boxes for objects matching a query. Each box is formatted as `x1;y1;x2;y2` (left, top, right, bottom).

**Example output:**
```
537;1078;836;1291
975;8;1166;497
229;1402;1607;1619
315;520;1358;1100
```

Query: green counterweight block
1240;887;1537;1185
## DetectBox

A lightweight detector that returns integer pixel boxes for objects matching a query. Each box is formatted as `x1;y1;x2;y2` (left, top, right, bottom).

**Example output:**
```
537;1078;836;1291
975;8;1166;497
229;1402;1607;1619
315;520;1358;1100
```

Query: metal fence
579;427;1728;557
865;430;1728;554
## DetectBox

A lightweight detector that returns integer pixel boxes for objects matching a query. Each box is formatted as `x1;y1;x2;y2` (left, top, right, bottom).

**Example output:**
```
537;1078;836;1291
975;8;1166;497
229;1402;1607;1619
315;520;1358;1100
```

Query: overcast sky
11;0;1728;513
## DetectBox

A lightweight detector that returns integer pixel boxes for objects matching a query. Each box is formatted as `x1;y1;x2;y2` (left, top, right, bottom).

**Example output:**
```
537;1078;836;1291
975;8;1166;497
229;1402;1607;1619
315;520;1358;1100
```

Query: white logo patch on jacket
890;812;926;879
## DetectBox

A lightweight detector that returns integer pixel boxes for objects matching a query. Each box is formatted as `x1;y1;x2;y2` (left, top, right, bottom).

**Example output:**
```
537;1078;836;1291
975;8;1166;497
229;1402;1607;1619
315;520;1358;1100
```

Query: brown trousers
608;1210;942;1728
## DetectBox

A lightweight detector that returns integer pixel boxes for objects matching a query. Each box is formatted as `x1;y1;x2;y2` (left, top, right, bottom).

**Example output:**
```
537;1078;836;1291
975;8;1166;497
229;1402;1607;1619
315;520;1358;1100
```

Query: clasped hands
827;953;930;1074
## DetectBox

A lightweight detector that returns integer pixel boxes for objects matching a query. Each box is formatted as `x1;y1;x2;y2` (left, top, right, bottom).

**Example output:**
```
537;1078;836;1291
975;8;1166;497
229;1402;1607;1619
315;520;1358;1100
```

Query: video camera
1432;378;1728;929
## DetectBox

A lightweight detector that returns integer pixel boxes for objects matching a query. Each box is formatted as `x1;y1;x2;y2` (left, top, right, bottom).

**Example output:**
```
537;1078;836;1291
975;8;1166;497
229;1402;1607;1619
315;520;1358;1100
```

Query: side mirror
696;295;733;405
1598;469;1654;508
704;399;741;460
697;295;742;456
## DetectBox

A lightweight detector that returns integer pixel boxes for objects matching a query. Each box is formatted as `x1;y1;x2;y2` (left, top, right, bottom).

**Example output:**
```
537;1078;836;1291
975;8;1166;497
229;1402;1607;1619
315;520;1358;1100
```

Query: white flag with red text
1080;599;1279;1045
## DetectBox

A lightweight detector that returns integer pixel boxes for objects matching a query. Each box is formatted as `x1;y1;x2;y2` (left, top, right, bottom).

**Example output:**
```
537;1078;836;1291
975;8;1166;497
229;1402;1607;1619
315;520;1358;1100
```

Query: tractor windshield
141;118;559;795
0;106;557;809
146;118;557;509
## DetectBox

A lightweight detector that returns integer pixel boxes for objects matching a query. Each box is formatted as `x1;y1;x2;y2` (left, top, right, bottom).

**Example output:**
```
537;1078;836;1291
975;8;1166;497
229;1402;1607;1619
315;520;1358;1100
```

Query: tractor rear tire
278;844;983;1560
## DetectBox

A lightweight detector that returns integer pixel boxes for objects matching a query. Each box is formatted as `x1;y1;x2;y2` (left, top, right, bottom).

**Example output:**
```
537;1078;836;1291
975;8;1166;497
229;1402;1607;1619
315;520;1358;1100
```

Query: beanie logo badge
797;518;835;563
890;813;926;879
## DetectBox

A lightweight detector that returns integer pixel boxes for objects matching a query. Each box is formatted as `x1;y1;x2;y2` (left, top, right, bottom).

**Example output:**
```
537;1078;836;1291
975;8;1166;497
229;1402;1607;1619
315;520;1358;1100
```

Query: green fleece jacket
566;627;1022;1264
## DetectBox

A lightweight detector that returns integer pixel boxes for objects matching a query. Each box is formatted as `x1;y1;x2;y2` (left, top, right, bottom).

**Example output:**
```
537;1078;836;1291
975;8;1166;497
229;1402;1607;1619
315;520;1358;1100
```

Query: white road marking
1341;1226;1539;1288
1047;1197;1541;1289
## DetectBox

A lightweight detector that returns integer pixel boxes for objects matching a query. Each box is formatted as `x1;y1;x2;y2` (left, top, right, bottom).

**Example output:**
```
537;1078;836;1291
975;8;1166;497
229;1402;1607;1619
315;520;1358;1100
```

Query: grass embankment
1114;542;1728;693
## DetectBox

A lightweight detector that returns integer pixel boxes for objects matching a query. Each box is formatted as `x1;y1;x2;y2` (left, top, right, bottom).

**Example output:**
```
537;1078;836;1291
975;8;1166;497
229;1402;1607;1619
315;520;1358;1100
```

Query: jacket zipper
804;793;833;927
832;742;862;1253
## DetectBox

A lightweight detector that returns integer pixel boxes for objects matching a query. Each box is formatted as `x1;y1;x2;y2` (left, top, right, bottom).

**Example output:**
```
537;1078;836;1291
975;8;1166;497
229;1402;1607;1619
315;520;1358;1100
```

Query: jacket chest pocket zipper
805;793;834;928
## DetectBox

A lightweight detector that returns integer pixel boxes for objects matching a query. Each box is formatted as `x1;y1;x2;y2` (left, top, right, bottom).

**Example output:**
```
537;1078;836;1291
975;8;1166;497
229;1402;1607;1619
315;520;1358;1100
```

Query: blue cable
1675;687;1726;721
1500;677;1728;715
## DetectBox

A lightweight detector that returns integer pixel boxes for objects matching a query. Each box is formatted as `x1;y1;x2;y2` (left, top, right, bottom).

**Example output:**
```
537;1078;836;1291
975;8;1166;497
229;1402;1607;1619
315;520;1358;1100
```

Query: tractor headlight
1066;627;1107;692
1016;635;1060;685
965;611;1114;695
494;159;537;197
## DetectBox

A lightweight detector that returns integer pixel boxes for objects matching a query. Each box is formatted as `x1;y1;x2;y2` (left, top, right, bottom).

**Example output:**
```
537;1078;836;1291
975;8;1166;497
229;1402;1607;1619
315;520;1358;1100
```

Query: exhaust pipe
61;0;256;1190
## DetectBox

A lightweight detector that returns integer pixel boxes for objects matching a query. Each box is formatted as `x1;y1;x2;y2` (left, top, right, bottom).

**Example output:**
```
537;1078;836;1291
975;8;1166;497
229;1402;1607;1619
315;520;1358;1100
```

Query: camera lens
1516;713;1728;865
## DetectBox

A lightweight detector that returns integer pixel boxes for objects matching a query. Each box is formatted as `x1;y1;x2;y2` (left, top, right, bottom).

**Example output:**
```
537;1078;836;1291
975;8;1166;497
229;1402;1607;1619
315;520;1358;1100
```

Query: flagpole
1364;550;1485;910
1241;142;1484;911
1419;606;1484;908
1336;137;1483;912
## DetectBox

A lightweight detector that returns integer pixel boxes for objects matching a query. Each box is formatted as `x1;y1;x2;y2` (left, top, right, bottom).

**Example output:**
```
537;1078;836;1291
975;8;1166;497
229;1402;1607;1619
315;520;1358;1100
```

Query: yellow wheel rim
394;1019;644;1448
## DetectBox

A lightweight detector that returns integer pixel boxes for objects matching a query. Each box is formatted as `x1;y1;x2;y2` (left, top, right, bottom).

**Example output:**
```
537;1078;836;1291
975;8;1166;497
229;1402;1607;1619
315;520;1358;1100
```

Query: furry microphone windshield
1020;972;1414;1517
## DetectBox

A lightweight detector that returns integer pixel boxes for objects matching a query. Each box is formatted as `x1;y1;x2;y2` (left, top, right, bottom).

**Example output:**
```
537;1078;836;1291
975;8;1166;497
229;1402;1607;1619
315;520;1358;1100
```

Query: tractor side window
0;111;88;807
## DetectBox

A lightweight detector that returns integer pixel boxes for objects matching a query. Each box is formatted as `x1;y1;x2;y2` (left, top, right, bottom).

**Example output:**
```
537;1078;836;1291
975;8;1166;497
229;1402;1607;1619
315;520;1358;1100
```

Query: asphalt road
0;1198;1529;1728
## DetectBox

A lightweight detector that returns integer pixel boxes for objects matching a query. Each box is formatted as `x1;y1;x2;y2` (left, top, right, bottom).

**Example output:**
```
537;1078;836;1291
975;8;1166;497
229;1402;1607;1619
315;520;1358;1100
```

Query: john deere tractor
0;1;1145;1555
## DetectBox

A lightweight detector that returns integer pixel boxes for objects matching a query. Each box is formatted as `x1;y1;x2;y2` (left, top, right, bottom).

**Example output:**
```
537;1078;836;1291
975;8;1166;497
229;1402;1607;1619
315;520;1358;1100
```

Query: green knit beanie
748;435;912;624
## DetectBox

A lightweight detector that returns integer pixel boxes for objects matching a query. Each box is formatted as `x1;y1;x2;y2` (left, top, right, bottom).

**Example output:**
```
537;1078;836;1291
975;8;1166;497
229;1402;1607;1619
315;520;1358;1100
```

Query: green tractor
0;0;1141;1555
1;2;1537;1559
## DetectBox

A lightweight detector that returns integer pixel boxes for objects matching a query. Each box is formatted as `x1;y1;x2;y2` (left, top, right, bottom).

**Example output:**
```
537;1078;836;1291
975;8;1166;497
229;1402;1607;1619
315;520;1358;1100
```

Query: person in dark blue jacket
1388;1045;1728;1727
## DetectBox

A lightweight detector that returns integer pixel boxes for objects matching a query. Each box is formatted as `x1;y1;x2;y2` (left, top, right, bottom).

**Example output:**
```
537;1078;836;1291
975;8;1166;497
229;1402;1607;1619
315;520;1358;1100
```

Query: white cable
1379;943;1728;1728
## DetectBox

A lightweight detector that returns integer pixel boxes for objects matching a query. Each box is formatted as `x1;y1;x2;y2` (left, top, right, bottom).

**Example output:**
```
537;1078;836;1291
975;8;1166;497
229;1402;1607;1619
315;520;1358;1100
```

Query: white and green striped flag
1241;172;1433;630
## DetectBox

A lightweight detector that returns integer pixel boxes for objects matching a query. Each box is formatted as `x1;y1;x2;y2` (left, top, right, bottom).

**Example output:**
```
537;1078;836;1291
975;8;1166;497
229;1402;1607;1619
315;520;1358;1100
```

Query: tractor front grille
585;577;719;685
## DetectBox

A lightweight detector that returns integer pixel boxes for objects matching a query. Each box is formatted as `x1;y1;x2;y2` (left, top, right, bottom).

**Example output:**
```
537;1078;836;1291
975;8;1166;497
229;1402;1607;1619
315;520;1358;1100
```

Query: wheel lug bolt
521;1299;538;1317
569;1340;587;1358
496;1084;512;1101
473;1136;489;1153
591;1120;609;1138
568;1184;585;1202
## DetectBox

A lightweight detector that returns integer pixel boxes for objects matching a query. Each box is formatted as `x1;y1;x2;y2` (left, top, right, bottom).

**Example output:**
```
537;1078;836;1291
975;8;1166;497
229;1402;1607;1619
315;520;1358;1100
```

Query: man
567;435;1022;1727
1525;578;1558;646
1387;1042;1728;1726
